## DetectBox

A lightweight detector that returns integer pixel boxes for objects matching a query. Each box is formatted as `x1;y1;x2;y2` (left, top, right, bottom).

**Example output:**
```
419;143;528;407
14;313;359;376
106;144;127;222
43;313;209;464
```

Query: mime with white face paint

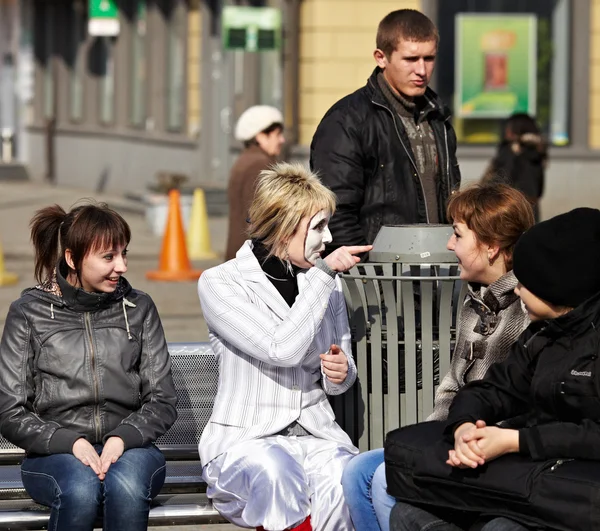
197;162;371;531
300;210;333;267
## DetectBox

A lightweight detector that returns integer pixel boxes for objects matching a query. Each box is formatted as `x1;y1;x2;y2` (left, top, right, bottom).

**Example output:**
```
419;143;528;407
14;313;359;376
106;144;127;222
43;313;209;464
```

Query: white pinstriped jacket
197;241;359;466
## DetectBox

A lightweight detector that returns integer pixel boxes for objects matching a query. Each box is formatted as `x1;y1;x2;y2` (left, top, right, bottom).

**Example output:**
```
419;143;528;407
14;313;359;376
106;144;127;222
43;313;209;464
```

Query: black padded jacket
310;67;461;253
445;290;600;461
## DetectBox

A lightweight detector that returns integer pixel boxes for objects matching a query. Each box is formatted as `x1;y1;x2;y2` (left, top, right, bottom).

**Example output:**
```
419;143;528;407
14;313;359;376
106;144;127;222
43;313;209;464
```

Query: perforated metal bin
332;225;467;451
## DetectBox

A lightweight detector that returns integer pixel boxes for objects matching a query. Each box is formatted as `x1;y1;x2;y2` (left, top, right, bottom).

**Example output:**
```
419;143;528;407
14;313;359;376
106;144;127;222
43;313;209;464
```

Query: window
166;4;186;131
42;3;55;120
230;0;284;138
69;0;86;121
130;0;147;127
98;37;115;124
435;0;570;146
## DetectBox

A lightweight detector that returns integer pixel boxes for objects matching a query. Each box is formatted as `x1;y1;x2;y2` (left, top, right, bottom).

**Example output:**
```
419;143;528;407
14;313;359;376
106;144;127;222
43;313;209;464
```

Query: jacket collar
235;240;298;319
541;289;600;339
242;143;274;161
28;260;132;312
467;270;520;314
366;67;451;121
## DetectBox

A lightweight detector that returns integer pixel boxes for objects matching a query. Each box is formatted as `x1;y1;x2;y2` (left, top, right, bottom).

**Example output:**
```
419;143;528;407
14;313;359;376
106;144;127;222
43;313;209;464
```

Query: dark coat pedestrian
482;114;547;222
225;105;284;261
225;144;274;261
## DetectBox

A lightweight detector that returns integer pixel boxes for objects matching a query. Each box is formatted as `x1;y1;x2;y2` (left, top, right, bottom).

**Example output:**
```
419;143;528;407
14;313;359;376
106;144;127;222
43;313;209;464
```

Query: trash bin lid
369;224;457;263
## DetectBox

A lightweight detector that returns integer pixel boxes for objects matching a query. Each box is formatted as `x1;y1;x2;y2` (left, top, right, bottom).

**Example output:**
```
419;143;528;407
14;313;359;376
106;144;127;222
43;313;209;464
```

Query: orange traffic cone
146;189;203;281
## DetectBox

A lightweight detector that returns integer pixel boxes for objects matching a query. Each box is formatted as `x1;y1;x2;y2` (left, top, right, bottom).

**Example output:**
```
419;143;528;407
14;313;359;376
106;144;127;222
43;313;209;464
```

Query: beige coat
225;145;273;261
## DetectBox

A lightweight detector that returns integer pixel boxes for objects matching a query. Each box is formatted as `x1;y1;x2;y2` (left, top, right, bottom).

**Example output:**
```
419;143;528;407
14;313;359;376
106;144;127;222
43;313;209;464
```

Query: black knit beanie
513;207;600;308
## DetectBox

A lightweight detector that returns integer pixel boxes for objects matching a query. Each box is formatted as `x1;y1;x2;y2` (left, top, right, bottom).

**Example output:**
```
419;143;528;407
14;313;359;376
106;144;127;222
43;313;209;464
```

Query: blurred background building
0;0;597;219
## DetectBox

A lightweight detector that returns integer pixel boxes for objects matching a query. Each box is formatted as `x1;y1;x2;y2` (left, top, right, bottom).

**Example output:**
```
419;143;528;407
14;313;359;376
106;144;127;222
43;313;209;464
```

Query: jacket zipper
550;458;573;472
443;120;451;195
372;99;430;223
85;312;102;442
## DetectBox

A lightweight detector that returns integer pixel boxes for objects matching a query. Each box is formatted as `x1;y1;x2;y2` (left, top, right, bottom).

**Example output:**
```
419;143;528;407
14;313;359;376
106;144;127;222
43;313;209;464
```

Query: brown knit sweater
377;72;440;223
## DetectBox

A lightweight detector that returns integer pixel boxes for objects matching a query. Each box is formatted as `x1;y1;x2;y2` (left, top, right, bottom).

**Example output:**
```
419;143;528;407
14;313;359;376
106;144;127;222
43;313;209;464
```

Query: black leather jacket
310;68;461;252
0;265;177;455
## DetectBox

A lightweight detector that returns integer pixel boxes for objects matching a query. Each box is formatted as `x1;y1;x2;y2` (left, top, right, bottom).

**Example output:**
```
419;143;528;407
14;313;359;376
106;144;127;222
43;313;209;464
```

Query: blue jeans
390;502;530;531
341;448;396;531
21;444;166;531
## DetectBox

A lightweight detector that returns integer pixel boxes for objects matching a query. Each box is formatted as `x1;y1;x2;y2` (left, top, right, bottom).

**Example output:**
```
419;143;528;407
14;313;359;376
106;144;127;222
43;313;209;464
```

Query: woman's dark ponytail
30;204;67;283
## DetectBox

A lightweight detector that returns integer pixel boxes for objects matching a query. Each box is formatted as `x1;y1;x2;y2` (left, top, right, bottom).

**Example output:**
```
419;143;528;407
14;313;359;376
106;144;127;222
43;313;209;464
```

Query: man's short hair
376;9;439;58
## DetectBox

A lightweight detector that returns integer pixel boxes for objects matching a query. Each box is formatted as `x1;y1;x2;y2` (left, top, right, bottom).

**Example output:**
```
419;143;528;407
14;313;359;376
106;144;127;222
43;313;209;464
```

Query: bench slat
0;462;207;498
0;493;225;529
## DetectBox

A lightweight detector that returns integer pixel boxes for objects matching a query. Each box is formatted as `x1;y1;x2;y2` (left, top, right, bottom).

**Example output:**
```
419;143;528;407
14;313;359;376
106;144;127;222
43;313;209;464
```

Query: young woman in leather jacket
0;202;177;531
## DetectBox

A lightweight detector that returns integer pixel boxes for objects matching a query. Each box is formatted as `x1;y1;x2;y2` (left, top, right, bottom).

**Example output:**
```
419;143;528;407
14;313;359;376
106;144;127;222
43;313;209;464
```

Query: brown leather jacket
225;145;274;261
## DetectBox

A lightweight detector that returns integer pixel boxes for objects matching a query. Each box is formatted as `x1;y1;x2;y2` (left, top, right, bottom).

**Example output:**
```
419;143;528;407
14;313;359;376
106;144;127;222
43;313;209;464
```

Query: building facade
8;0;600;218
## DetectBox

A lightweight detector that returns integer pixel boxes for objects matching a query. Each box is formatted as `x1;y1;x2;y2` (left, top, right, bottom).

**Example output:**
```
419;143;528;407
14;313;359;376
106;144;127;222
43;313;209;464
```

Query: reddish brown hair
447;184;534;270
376;9;439;58
30;202;131;283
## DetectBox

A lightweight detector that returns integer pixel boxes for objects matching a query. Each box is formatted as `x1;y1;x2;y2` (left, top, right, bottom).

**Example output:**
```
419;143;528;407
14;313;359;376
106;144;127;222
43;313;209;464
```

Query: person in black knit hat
513;206;600;310
387;207;600;531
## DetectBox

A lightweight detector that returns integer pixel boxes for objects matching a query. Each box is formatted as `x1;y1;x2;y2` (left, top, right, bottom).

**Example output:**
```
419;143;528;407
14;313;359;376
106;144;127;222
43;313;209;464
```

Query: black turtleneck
252;240;301;307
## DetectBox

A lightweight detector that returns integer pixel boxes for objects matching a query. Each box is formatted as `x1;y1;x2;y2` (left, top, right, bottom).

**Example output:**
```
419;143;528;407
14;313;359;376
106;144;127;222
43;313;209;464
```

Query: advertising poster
455;14;537;118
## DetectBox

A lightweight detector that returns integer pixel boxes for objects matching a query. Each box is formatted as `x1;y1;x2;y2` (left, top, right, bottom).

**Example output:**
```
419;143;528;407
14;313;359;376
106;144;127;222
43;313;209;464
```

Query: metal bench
0;343;228;530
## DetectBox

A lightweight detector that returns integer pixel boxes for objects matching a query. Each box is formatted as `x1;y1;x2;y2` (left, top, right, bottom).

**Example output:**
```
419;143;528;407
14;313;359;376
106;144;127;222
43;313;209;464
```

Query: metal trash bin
332;225;467;451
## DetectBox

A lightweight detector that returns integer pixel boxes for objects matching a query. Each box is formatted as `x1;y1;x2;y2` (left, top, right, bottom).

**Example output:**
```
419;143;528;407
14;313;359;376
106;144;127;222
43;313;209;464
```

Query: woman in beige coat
225;105;286;260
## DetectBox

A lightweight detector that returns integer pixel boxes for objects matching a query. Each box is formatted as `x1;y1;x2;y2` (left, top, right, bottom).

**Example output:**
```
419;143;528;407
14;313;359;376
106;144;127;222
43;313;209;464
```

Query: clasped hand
72;436;125;480
320;344;348;384
447;420;519;469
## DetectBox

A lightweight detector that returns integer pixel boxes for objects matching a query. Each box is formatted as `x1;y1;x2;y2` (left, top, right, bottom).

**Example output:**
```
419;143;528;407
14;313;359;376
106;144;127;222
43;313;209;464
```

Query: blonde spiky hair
248;162;336;257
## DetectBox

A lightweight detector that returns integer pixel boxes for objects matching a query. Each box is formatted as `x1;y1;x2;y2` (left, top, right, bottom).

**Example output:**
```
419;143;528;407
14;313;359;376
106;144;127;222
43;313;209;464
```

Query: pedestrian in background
482;113;547;222
225;105;285;261
198;162;371;531
0;202;177;531
310;9;460;255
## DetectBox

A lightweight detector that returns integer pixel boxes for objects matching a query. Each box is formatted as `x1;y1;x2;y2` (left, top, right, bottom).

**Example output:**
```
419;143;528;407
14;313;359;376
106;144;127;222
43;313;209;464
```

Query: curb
0;163;29;181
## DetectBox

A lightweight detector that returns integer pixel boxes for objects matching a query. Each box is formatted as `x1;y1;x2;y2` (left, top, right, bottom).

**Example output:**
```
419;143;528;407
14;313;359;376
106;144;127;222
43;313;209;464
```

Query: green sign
88;0;120;36
455;14;537;118
222;6;281;52
90;0;117;18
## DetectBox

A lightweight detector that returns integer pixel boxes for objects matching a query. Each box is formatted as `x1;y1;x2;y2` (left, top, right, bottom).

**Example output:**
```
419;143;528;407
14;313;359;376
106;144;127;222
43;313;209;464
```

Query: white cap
234;105;283;142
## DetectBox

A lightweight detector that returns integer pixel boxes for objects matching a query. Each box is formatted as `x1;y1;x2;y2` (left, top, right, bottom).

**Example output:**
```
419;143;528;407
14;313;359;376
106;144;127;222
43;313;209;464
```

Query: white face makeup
304;210;332;265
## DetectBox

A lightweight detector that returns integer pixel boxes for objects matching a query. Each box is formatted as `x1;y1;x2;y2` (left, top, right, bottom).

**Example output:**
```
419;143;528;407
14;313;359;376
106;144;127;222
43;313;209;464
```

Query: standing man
310;9;461;254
